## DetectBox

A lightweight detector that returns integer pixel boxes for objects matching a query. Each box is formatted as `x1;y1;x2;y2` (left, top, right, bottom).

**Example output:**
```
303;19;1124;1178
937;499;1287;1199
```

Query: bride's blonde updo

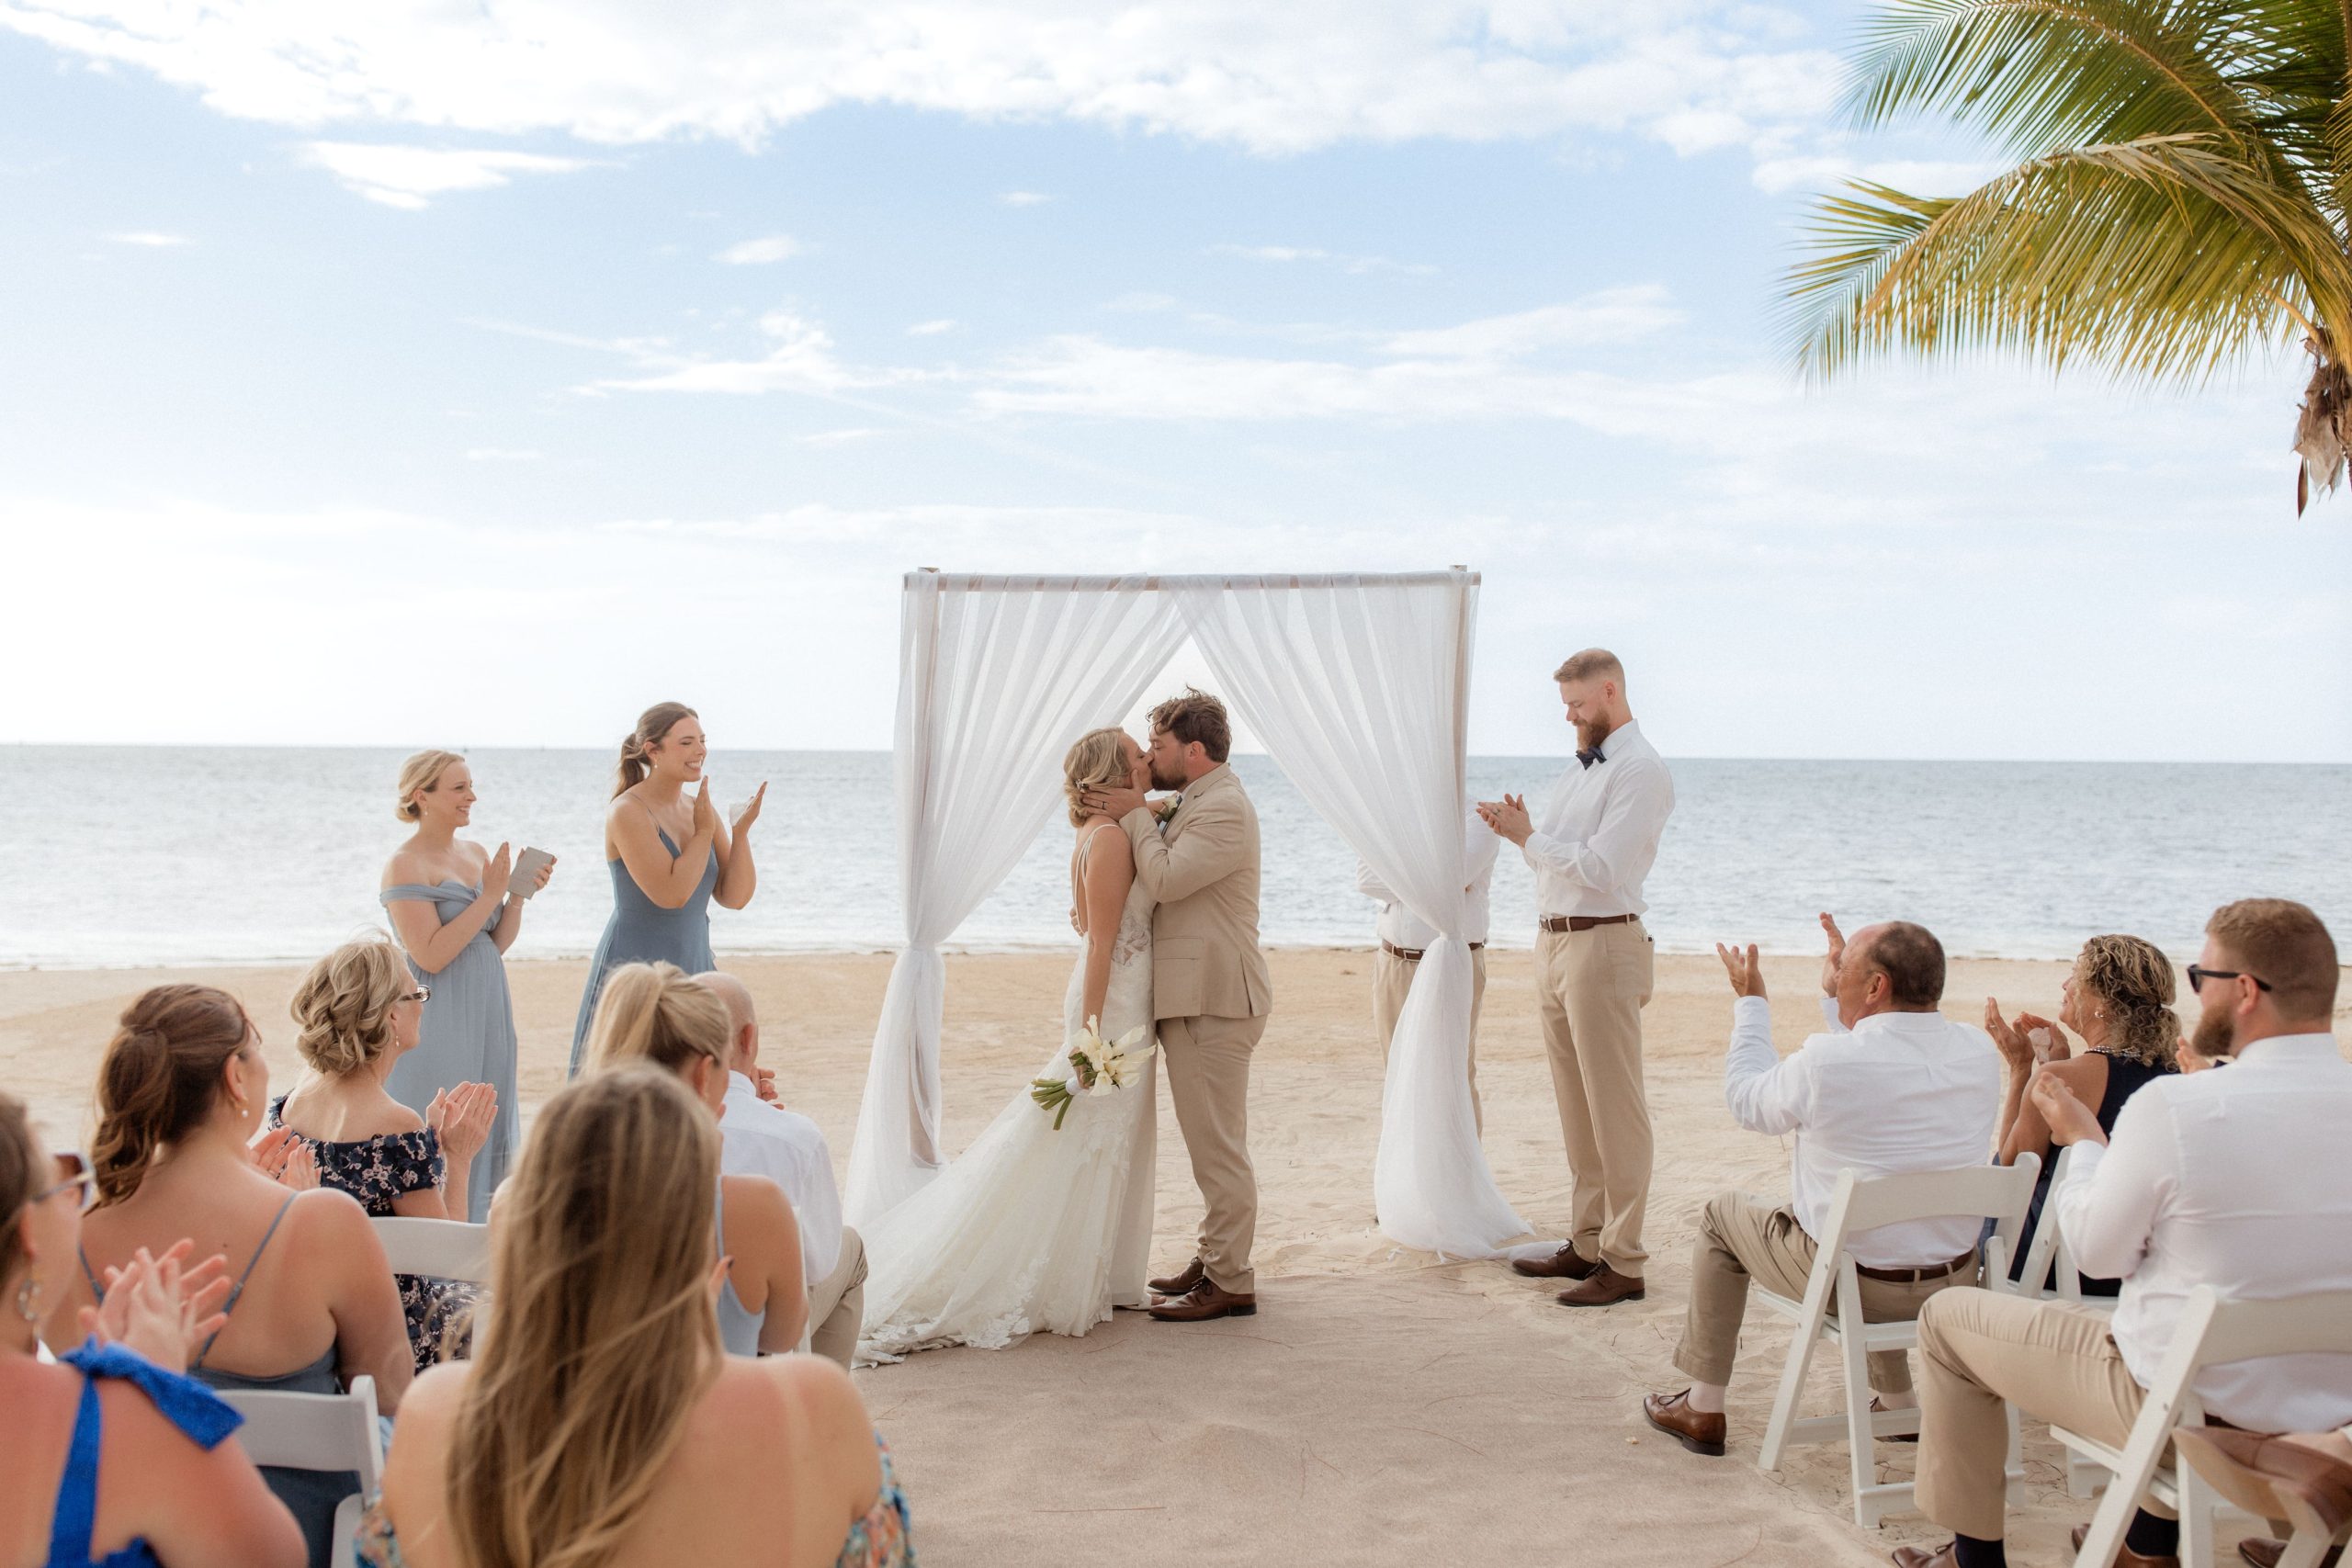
1062;728;1131;828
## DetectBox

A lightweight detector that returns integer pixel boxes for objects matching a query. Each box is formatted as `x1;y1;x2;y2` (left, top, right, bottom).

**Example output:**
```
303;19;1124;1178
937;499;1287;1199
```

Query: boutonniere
1152;796;1181;832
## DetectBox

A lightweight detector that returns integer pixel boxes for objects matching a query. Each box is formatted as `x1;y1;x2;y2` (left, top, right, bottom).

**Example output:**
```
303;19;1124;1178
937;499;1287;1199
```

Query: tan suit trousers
803;1225;869;1371
1372;947;1487;1133
1160;1012;1264;1294
1916;1287;2148;1540
1535;920;1655;1275
1675;1191;1965;1393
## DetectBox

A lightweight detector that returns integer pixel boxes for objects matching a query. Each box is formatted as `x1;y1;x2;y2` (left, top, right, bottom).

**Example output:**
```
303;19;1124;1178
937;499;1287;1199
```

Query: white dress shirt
1723;995;2003;1267
1355;811;1498;948
1521;717;1675;919
2053;1032;2352;1432
718;1071;845;1287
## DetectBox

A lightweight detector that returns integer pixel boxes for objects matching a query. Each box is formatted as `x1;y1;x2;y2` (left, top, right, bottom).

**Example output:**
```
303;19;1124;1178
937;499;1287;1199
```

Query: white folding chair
2015;1144;2114;1311
1755;1156;2042;1528
219;1374;384;1567
371;1216;492;1283
2060;1285;2352;1568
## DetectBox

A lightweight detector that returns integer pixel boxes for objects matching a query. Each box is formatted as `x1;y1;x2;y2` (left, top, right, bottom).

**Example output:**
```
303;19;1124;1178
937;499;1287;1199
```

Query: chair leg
1759;1290;1833;1474
2002;1393;2026;1507
2273;1514;2349;1568
2177;1461;2216;1568
1836;1273;1883;1527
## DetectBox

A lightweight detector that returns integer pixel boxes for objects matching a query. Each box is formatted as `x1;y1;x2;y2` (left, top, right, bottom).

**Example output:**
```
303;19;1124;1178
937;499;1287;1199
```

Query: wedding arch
842;569;1527;1259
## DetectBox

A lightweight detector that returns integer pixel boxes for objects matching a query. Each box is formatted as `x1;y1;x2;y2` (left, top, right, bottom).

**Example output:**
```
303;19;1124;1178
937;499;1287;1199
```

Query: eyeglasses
35;1151;96;1214
2186;964;2271;995
402;985;432;1004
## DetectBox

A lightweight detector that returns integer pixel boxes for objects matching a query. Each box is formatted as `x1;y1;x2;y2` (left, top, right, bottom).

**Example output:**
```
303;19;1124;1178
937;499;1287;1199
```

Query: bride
857;727;1159;1360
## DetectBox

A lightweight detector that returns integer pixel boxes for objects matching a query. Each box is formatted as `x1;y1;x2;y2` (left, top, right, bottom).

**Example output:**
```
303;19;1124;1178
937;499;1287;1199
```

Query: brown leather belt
1539;913;1637;934
1382;940;1485;962
1856;1247;1978;1285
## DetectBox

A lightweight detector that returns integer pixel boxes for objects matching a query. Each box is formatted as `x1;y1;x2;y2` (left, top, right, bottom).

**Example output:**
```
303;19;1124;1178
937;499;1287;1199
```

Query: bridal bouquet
1031;1018;1156;1131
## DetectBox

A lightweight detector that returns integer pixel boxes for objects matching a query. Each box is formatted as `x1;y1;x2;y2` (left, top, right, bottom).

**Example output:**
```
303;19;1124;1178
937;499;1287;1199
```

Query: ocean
2;747;2346;969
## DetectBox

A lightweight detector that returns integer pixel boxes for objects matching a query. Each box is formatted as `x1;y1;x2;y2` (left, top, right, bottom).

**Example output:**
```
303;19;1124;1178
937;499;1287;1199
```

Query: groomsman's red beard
1574;715;1615;752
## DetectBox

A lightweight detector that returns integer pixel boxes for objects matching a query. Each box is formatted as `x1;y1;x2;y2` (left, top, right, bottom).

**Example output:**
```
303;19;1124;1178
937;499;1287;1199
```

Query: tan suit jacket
1121;763;1272;1022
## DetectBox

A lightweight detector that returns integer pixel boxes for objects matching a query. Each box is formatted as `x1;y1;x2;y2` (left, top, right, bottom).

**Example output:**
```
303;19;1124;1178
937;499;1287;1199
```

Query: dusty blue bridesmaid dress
379;881;520;1223
567;824;718;1076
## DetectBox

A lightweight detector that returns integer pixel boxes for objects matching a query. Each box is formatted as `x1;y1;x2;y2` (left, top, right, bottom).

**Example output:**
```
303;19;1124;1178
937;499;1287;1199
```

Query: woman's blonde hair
396;750;466;823
91;986;253;1209
289;937;410;1077
1061;728;1131;828
614;704;696;799
447;1066;720;1568
2075;933;2181;1068
584;963;729;1079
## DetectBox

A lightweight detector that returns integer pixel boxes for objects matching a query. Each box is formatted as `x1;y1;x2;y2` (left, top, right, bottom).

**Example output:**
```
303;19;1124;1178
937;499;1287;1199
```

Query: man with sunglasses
1894;898;2352;1568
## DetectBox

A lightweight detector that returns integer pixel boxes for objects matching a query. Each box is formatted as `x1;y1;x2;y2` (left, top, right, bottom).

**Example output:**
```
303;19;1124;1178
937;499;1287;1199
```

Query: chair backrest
219;1374;384;1488
372;1216;492;1282
2015;1142;2085;1299
1831;1154;2042;1247
2188;1286;2352;1368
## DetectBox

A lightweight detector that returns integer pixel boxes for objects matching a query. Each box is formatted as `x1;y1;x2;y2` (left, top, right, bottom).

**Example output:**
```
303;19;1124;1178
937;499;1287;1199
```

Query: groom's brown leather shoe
1555;1265;1645;1306
1148;1279;1257;1322
1149;1258;1206;1297
1511;1244;1602;1280
1641;1391;1726;1456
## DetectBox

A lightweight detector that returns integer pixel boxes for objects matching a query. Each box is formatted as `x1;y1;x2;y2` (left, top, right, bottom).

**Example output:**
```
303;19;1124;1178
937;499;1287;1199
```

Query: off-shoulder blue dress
379;879;520;1222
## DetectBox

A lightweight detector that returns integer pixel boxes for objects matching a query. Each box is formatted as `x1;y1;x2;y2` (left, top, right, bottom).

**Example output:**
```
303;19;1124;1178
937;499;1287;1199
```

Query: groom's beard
1573;714;1615;753
1148;758;1186;791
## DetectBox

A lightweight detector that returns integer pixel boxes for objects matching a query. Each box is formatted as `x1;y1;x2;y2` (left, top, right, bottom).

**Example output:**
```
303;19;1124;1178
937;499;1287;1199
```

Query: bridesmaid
568;703;765;1076
379;750;553;1221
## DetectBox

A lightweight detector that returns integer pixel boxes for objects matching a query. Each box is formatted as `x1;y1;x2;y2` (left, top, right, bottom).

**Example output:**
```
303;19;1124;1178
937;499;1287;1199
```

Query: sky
1;1;2346;762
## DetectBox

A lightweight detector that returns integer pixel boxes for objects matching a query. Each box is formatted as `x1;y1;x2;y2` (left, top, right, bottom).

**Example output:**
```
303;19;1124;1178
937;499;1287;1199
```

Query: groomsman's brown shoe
1555;1265;1645;1306
1889;1546;1961;1568
1147;1280;1257;1322
1511;1244;1602;1280
1149;1258;1206;1297
2070;1525;2180;1567
1640;1391;1725;1457
2238;1540;2344;1568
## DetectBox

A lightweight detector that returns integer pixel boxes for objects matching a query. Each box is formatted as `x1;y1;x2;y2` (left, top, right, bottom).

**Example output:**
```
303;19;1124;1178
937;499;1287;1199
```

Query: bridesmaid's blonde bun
396;750;466;822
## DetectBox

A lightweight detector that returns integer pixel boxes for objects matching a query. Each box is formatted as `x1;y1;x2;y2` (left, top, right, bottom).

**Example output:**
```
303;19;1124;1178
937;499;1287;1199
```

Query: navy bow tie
1577;746;1606;769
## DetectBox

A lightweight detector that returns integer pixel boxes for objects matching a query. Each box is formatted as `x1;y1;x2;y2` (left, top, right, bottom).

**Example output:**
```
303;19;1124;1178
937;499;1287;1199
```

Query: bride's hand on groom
1083;782;1148;821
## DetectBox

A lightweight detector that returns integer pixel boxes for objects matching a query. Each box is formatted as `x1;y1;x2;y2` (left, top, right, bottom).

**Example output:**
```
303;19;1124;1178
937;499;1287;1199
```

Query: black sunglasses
2186;964;2270;995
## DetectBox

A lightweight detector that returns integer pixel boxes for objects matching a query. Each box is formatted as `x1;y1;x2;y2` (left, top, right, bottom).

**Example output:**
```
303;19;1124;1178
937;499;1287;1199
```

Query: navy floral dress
267;1097;477;1372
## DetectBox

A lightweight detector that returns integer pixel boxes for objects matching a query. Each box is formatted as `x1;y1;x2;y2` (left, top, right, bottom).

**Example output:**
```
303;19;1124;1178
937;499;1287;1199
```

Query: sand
2;948;2313;1565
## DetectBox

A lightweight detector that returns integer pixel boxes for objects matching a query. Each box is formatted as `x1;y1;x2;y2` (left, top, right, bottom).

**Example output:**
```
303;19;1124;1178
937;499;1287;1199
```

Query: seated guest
1897;898;2352;1568
62;984;412;1568
273;936;498;1371
1984;933;2179;1297
697;971;865;1371
1642;914;2002;1455
1354;808;1498;1130
2175;1424;2352;1568
585;961;808;1354
357;1068;913;1568
1;1089;307;1568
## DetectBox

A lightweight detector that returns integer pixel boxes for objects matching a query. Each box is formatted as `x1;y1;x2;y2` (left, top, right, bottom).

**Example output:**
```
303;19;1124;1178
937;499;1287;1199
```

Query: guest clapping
62;985;411;1568
356;1068;913;1568
569;704;766;1077
274;936;495;1371
1641;916;2001;1457
1896;900;2352;1568
584;962;807;1353
1983;933;2178;1298
1;1090;306;1568
381;750;546;1219
698;971;865;1371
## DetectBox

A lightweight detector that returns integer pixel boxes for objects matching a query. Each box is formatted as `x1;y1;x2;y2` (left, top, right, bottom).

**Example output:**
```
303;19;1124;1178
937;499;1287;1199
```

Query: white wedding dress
857;829;1159;1362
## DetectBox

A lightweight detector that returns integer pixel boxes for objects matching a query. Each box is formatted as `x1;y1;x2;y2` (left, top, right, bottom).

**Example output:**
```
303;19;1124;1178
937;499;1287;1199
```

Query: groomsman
1355;812;1498;1129
1479;649;1676;1308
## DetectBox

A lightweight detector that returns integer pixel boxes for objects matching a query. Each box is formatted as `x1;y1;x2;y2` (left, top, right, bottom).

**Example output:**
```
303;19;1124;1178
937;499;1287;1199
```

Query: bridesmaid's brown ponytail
614;702;697;799
90;985;252;1209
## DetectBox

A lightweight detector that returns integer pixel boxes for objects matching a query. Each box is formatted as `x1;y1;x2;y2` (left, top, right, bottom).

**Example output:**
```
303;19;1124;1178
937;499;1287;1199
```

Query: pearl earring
15;1273;41;1323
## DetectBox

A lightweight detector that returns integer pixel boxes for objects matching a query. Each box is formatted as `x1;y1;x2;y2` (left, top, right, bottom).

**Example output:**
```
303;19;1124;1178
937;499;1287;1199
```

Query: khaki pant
1917;1287;2148;1540
1536;920;1655;1275
1160;1012;1265;1294
1373;946;1488;1133
1675;1191;1963;1393
804;1225;869;1371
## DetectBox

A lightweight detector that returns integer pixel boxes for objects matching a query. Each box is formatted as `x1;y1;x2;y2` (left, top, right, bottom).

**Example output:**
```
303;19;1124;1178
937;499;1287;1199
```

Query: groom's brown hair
1149;688;1231;763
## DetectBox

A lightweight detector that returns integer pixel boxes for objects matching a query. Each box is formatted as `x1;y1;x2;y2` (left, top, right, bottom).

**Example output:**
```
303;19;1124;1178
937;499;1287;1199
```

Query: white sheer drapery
1172;572;1525;1258
842;573;1188;1225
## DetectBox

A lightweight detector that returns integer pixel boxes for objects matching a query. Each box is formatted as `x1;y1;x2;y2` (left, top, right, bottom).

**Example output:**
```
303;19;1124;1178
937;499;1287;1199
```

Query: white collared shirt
2054;1032;2352;1431
1356;811;1498;948
1521;717;1675;919
1723;995;2003;1267
718;1071;845;1287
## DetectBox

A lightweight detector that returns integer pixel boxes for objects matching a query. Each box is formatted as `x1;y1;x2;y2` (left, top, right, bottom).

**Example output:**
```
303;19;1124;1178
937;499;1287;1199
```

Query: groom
1085;688;1272;1323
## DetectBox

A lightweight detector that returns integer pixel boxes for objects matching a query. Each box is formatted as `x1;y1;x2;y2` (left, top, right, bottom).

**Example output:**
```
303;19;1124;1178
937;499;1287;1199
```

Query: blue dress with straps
379;878;521;1222
42;1341;244;1568
567;818;718;1076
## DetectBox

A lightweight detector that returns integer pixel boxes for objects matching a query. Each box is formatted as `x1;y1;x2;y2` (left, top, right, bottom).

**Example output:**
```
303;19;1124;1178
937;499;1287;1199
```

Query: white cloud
1751;154;2003;197
905;319;956;336
1383;287;1682;356
106;230;189;246
0;5;1839;163
299;141;596;209
1103;292;1178;313
583;309;884;396
1000;190;1051;206
1210;243;1434;276
798;427;882;446
715;233;802;265
463;447;542;461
